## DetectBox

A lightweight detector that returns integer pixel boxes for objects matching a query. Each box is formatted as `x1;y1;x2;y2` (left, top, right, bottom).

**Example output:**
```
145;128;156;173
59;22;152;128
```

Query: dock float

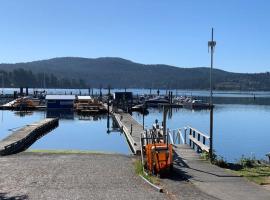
113;111;143;154
0;118;59;155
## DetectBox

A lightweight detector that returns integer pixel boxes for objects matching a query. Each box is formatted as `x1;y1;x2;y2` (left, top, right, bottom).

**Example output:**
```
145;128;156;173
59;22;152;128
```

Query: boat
183;99;212;109
145;97;169;107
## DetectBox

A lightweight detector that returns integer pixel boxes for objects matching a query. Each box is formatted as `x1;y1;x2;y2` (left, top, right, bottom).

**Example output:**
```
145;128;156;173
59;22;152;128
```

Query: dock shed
77;96;92;104
45;95;75;109
113;92;133;101
113;92;133;111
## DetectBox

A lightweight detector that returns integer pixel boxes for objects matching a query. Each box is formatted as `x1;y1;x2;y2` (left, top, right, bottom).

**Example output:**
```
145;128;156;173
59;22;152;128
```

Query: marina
1;1;270;199
0;90;270;161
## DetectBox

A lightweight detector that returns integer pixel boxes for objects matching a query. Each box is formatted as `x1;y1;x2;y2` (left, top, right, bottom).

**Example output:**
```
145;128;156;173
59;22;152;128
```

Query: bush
239;156;257;168
212;156;228;168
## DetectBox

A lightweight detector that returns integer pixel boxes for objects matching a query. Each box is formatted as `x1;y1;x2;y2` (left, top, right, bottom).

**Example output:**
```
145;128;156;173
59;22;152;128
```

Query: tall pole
1;73;3;95
43;72;46;90
208;28;216;162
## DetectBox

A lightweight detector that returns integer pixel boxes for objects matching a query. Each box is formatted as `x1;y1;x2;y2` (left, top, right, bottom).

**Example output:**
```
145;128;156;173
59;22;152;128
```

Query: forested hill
0;57;269;90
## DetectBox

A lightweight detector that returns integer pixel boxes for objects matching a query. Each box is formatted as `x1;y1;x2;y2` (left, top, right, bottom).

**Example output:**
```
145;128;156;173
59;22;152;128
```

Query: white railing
167;128;187;145
168;126;210;153
187;126;210;153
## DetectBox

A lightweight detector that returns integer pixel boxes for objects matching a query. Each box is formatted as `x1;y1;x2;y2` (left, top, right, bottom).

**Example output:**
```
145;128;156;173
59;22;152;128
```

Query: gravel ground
0;152;167;200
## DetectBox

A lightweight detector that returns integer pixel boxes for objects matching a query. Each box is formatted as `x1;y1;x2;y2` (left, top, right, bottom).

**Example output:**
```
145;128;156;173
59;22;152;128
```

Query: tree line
0;68;87;88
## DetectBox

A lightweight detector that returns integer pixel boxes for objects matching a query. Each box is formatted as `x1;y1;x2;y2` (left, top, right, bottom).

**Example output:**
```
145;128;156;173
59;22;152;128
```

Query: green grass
134;159;160;185
232;166;270;185
26;149;117;155
201;152;270;186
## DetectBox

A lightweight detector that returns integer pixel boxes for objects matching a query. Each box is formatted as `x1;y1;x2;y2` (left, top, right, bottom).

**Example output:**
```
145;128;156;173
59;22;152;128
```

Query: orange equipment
141;124;174;175
145;143;173;174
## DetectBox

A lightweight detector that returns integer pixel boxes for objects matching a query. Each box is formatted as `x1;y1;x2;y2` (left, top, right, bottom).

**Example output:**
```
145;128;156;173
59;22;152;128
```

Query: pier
0;118;59;155
112;111;143;154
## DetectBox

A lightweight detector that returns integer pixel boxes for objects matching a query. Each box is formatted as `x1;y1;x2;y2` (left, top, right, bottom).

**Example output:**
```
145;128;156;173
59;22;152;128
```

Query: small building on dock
113;92;133;101
45;95;75;109
113;92;133;111
76;96;92;104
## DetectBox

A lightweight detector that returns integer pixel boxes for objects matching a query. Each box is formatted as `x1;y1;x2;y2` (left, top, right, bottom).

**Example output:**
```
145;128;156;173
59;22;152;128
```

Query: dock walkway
172;144;270;200
112;111;143;154
0;118;59;155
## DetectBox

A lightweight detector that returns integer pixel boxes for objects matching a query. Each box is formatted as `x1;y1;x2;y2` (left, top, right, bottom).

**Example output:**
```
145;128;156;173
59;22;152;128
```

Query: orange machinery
141;126;173;175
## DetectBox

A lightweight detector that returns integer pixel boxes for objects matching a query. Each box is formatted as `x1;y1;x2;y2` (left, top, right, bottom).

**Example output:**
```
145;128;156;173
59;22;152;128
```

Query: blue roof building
45;95;75;109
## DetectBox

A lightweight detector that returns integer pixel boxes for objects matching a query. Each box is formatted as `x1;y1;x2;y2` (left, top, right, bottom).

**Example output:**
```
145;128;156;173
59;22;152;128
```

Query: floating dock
112;111;143;154
0;118;59;155
0;97;46;110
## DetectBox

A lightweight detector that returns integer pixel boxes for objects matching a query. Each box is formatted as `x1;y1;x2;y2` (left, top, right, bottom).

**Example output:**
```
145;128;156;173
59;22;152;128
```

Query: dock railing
187;126;210;153
167;128;187;145
168;126;210;153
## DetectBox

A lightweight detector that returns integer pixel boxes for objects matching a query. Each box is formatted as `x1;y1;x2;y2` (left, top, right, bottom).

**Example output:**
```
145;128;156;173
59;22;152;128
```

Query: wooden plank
187;126;210;139
189;136;210;152
112;112;143;154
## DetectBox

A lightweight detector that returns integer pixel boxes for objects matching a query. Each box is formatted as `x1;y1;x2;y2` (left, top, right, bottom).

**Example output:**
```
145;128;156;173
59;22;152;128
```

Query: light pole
208;28;216;162
0;73;4;95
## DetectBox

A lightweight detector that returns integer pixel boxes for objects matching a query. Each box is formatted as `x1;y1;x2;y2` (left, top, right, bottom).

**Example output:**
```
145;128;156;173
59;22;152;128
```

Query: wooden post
142;111;145;130
163;106;168;141
210;107;214;160
184;128;187;144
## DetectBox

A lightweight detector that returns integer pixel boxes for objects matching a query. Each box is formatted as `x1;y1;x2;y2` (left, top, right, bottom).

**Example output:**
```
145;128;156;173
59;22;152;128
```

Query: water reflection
14;111;34;117
132;105;270;162
1;104;270;161
46;109;74;119
0;110;130;154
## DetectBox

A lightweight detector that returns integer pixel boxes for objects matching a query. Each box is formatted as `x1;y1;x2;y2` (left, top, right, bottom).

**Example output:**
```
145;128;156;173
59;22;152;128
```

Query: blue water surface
0;111;130;154
133;105;270;162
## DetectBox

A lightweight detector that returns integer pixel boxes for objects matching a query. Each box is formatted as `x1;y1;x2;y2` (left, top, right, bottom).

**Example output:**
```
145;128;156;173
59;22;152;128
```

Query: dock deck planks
113;112;143;154
0;118;59;155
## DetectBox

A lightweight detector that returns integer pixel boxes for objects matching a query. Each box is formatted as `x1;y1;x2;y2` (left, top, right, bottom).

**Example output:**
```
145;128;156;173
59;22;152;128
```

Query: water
1;88;270;162
133;105;270;162
2;88;270;98
0;110;130;154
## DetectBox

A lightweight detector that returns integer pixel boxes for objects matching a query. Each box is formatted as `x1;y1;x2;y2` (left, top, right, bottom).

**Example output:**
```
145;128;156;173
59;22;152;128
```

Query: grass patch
26;149;116;155
134;159;160;185
232;166;270;185
201;152;270;185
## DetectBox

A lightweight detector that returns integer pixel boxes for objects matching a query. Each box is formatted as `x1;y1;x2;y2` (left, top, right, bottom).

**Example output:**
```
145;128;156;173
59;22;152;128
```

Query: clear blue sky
0;0;269;73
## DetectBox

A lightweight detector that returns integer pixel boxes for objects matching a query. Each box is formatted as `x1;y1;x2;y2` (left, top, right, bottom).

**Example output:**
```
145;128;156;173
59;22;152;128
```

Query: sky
0;0;269;73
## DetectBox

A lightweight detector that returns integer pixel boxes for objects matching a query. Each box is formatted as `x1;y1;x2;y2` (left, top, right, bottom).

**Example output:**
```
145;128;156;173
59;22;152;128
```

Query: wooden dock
0;97;46;110
112;111;143;154
0;118;59;155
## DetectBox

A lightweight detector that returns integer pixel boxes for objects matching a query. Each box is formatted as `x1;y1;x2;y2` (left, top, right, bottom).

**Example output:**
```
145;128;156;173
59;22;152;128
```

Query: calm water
2;88;270;98
0;110;130;154
133;105;270;162
1;96;270;162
